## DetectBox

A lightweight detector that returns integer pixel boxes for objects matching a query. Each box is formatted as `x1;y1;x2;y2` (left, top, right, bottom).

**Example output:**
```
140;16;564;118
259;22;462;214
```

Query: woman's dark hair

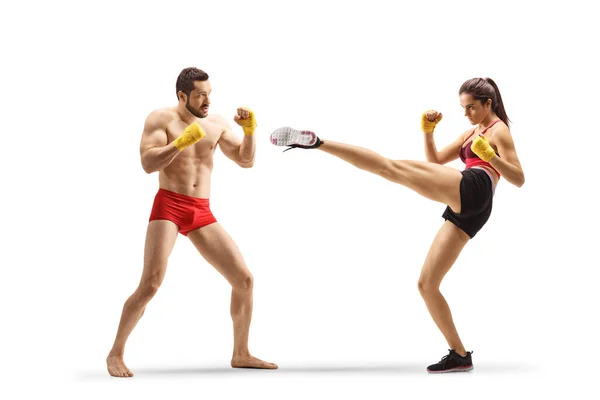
459;77;510;128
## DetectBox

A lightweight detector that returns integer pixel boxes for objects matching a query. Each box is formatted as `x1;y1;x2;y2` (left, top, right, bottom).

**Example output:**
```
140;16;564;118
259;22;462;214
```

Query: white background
1;0;599;398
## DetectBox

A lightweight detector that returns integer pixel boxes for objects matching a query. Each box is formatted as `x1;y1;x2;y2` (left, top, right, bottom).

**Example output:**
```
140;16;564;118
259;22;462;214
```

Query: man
106;67;277;377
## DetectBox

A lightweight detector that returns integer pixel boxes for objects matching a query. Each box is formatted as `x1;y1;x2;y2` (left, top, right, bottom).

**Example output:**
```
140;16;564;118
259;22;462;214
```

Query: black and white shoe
427;349;474;373
270;127;323;152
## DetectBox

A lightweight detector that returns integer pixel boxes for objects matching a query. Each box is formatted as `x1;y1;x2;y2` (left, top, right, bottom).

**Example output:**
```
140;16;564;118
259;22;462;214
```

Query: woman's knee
417;275;440;296
380;159;406;182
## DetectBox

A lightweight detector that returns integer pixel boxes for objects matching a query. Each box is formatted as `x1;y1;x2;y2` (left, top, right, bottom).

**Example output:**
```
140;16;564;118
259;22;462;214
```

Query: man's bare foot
231;354;278;369
107;354;134;377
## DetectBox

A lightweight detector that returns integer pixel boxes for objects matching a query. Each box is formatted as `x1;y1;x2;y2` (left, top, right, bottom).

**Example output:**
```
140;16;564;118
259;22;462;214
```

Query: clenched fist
421;110;443;134
234;107;257;136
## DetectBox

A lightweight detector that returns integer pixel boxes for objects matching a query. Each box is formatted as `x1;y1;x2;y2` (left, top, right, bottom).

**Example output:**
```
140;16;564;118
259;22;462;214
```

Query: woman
270;77;525;373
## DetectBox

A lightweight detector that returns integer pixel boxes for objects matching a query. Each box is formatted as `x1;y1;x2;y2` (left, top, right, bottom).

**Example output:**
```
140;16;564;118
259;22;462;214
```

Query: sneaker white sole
427;366;474;374
270;127;317;147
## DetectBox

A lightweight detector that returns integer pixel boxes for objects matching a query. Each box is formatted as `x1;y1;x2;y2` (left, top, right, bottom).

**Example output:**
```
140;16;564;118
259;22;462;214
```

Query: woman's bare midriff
472;165;500;188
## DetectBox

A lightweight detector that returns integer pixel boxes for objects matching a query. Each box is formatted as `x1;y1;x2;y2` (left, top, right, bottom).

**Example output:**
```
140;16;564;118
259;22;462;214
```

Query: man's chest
167;119;221;151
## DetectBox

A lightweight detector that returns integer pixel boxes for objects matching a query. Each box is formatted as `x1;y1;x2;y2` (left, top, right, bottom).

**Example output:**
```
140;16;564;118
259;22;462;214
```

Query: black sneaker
270;127;322;152
427;349;474;373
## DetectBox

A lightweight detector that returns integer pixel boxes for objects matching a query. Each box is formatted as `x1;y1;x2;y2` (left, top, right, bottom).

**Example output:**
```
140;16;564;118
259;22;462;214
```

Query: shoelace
439;349;472;365
281;138;323;152
438;351;453;366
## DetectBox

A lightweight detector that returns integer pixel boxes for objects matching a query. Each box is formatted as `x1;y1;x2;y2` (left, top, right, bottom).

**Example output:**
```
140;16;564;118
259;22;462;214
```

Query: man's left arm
217;107;256;168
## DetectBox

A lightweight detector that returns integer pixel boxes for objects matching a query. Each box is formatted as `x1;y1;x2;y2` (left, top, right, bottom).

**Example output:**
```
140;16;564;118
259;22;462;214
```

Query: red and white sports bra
459;120;502;179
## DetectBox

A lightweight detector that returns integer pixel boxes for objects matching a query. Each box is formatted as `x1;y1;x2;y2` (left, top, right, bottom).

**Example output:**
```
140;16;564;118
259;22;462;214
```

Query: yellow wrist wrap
172;123;206;151
471;135;496;162
238;109;257;136
421;112;443;134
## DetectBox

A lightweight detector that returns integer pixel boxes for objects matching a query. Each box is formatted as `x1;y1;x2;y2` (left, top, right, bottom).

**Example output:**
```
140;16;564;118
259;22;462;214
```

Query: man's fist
172;123;206;151
234;107;257;136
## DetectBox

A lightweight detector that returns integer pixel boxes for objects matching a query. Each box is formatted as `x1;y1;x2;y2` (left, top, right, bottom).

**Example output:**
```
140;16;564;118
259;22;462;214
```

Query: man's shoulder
205;113;227;124
148;107;177;120
145;107;178;128
204;113;232;134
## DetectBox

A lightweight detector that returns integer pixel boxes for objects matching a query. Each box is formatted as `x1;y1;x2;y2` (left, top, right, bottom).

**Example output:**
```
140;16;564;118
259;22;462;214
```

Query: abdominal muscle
159;151;215;198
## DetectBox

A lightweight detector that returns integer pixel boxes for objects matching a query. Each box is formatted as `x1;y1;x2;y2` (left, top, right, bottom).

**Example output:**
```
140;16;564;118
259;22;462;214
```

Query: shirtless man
106;67;278;377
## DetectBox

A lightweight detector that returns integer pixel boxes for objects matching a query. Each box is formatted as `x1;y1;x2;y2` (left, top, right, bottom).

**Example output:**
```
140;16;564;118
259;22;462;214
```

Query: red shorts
149;188;217;236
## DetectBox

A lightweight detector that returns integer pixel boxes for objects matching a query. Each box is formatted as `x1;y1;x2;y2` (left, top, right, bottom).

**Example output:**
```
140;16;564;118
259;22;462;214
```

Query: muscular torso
159;109;225;198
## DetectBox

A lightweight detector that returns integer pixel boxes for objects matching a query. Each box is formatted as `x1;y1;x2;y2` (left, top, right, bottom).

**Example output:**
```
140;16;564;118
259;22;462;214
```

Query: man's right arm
139;112;180;174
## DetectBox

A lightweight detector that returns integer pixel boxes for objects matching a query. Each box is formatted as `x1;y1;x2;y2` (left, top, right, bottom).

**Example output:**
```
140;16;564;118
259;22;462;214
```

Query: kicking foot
107;354;134;377
231;354;278;370
270;127;322;151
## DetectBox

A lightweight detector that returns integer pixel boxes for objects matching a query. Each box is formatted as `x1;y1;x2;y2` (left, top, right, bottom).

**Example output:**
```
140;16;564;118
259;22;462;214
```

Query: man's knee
233;273;254;291
137;273;164;300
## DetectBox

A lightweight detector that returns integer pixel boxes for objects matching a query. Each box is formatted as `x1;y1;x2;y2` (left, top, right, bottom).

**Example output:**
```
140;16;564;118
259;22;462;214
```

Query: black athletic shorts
442;168;494;238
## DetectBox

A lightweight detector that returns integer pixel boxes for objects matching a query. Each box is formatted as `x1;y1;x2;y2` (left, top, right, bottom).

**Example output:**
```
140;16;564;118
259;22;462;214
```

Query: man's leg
106;220;179;377
187;223;278;369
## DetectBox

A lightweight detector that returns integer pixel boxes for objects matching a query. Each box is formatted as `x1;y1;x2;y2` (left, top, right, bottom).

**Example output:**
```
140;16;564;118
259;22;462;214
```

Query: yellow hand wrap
238;108;257;136
421;112;443;133
471;135;496;162
172;123;206;151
